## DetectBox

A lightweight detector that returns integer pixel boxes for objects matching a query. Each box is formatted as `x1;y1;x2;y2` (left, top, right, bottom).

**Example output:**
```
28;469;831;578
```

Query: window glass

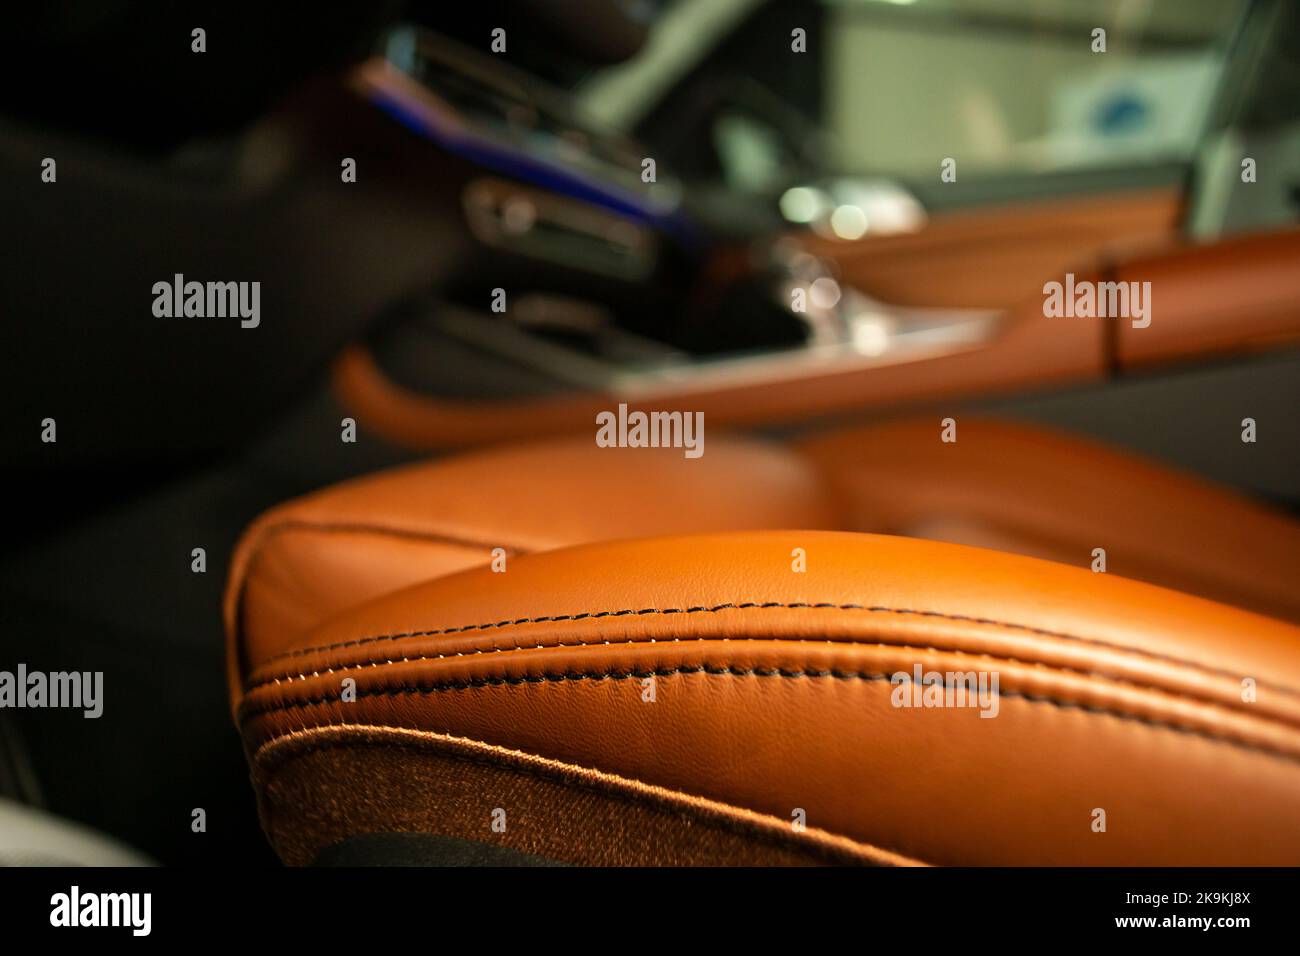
821;0;1247;178
579;0;1250;187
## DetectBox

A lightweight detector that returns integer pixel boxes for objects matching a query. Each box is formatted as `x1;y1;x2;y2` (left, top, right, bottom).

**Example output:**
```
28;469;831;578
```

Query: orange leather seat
225;418;1300;865
796;418;1300;624
225;434;834;684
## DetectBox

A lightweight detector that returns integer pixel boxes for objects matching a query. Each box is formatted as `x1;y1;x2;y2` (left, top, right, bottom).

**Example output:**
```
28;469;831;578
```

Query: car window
580;0;1249;193
1186;0;1300;237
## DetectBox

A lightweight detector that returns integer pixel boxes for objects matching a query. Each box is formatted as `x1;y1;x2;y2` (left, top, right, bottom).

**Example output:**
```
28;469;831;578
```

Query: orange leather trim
1115;226;1300;367
225;415;1300;672
332;302;1104;449
232;531;1300;865
333;215;1300;453
796;416;1300;623
799;186;1182;309
222;435;835;706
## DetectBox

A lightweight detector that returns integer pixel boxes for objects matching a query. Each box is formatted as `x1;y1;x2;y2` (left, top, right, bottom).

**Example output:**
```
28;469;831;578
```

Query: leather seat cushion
227;417;1300;689
233;530;1300;865
224;433;836;692
795;417;1300;623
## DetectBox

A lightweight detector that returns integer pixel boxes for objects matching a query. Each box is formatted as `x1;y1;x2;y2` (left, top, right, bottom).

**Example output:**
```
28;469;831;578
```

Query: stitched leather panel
233;531;1300;864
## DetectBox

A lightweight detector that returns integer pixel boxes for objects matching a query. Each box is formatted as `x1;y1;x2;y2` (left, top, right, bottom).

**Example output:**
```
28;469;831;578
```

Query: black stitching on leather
242;634;1270;724
238;666;1300;767
247;601;1300;701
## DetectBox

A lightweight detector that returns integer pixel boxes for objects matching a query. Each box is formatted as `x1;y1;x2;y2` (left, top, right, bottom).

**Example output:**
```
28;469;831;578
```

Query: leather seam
255;727;921;866
248;600;1300;701
240;666;1300;767
231;519;531;683
244;518;530;560
244;635;1275;725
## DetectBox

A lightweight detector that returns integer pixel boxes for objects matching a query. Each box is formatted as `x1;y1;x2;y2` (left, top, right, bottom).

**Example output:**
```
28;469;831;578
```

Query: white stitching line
245;600;1300;702
242;635;1297;735
243;667;1300;768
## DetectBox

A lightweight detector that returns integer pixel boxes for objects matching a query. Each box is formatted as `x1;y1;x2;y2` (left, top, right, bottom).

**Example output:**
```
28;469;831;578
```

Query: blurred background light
830;203;869;240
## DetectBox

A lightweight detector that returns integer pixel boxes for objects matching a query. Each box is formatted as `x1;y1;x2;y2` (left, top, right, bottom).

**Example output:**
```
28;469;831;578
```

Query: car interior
1;0;1299;873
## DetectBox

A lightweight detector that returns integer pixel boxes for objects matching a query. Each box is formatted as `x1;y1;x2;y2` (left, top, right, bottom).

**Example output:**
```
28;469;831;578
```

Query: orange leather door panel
1115;226;1300;367
799;187;1183;309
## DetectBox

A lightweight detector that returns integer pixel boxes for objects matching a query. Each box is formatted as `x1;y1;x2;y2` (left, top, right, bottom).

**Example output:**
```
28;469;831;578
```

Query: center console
342;28;1008;445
